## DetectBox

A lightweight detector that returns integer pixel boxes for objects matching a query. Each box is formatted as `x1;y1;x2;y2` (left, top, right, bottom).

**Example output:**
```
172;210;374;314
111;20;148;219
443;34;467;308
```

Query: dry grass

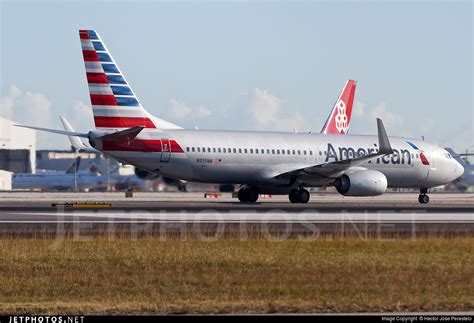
0;237;472;314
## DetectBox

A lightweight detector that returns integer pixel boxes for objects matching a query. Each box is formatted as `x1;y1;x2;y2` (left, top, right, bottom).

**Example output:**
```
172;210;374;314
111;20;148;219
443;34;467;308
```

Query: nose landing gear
289;188;310;204
418;188;430;204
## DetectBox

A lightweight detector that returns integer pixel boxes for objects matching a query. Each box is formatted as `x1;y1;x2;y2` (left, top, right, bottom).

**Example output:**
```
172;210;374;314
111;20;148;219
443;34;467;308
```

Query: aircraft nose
456;160;465;177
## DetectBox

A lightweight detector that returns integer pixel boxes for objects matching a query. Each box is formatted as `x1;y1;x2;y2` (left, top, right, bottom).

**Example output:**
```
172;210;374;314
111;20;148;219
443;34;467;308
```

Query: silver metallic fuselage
103;129;464;189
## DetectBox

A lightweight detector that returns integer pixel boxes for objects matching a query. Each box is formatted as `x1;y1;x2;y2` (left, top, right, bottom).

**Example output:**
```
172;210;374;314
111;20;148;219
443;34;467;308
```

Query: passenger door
160;139;171;162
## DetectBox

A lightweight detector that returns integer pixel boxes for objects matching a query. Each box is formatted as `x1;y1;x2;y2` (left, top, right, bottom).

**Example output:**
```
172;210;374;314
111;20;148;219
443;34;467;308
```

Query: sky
1;0;472;152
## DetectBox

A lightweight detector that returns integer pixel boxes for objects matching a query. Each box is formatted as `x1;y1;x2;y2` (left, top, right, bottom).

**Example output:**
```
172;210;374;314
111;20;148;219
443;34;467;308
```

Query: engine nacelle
334;170;387;196
134;168;159;180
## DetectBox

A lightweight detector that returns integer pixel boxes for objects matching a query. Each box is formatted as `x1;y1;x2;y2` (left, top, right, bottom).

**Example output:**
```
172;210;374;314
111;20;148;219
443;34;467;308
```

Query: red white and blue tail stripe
79;30;181;130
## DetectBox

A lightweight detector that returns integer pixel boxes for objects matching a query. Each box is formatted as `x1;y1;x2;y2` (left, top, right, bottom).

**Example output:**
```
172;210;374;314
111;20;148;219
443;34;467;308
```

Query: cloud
248;88;307;132
168;98;212;119
350;100;408;136
0;85;22;120
250;88;282;127
352;100;365;117
369;102;403;128
71;100;94;131
0;85;61;149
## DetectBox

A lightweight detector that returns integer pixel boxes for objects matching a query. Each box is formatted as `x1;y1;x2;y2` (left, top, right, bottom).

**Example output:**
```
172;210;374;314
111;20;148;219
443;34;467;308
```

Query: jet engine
134;168;159;180
334;170;387;196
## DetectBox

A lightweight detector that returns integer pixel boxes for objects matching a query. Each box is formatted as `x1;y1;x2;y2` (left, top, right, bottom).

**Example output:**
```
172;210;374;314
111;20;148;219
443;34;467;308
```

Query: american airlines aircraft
17;30;464;204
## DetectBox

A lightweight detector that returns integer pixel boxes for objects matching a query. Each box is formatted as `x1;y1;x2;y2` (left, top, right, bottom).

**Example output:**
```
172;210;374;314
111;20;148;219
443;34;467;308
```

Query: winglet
376;118;393;154
59;116;88;151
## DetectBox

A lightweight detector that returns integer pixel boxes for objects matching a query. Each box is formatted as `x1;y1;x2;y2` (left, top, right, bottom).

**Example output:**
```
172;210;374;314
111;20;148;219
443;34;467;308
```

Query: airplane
16;29;464;203
445;148;474;191
12;156;107;191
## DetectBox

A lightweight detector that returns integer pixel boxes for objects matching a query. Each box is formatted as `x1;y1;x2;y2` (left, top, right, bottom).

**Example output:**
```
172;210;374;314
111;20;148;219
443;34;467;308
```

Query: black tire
289;189;299;203
422;194;430;204
247;189;259;203
418;194;430;204
297;189;310;204
238;188;249;203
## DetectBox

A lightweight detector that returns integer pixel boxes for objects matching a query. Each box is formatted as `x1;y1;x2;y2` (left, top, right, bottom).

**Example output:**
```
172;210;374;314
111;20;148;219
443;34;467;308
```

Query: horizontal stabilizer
99;126;144;142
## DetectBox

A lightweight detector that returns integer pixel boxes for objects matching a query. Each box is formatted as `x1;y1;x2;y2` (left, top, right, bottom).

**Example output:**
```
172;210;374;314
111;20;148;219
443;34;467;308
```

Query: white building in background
0;170;12;190
0;116;36;174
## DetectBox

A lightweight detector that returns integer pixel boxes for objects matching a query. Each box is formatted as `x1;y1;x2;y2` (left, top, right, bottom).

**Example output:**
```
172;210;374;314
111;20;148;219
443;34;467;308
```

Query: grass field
0;237;472;314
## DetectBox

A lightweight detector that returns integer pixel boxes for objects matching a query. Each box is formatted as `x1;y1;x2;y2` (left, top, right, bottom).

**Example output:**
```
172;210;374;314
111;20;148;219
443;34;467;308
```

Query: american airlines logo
325;143;413;165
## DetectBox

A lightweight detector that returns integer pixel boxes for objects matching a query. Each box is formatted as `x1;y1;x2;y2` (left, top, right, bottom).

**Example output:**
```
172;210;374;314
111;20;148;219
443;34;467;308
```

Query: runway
0;192;472;238
0;192;472;237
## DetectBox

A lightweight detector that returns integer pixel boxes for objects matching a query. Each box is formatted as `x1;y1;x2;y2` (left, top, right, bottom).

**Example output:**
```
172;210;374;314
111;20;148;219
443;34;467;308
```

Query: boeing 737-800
17;30;464;204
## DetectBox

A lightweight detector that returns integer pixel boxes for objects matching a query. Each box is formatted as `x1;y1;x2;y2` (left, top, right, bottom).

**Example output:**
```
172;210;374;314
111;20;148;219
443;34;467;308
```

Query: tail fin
65;156;81;174
79;30;181;130
320;80;356;134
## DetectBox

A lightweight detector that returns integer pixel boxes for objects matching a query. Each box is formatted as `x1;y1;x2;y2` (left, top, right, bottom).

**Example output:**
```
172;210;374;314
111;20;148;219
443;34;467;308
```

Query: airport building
0;116;36;174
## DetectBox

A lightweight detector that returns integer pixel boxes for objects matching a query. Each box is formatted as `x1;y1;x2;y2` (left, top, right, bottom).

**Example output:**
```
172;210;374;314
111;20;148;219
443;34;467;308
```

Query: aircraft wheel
297;188;310;204
238;188;249;203
247;188;259;203
418;194;430;204
289;189;299;203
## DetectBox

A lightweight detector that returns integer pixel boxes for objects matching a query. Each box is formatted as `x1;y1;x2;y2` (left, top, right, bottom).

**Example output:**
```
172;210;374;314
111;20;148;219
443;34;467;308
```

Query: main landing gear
418;188;430;204
237;187;259;203
289;188;310;204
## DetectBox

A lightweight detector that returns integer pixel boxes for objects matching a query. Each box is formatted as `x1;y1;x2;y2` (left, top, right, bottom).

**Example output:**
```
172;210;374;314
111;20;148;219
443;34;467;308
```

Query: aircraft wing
275;118;394;181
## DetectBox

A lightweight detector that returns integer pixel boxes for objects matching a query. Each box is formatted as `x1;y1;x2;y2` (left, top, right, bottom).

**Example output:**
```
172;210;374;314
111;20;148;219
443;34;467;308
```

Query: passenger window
255;149;259;154
319;151;322;156
218;148;221;153
261;149;264;154
282;150;285;155
277;150;280;154
207;147;211;153
244;149;248;153
197;147;200;152
267;149;270;154
239;148;242;153
309;151;312;155
272;149;275;154
292;150;296;155
213;148;216;153
192;147;195;152
304;150;307;155
297;150;301;155
186;147;190;152
287;150;290;154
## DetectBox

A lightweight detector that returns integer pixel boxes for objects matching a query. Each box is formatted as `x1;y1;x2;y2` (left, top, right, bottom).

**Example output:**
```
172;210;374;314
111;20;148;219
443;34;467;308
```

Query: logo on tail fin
78;30;182;131
321;80;356;135
335;100;348;133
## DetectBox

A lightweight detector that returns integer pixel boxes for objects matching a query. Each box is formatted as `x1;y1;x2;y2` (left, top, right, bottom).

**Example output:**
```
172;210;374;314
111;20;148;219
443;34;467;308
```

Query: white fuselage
98;129;464;190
